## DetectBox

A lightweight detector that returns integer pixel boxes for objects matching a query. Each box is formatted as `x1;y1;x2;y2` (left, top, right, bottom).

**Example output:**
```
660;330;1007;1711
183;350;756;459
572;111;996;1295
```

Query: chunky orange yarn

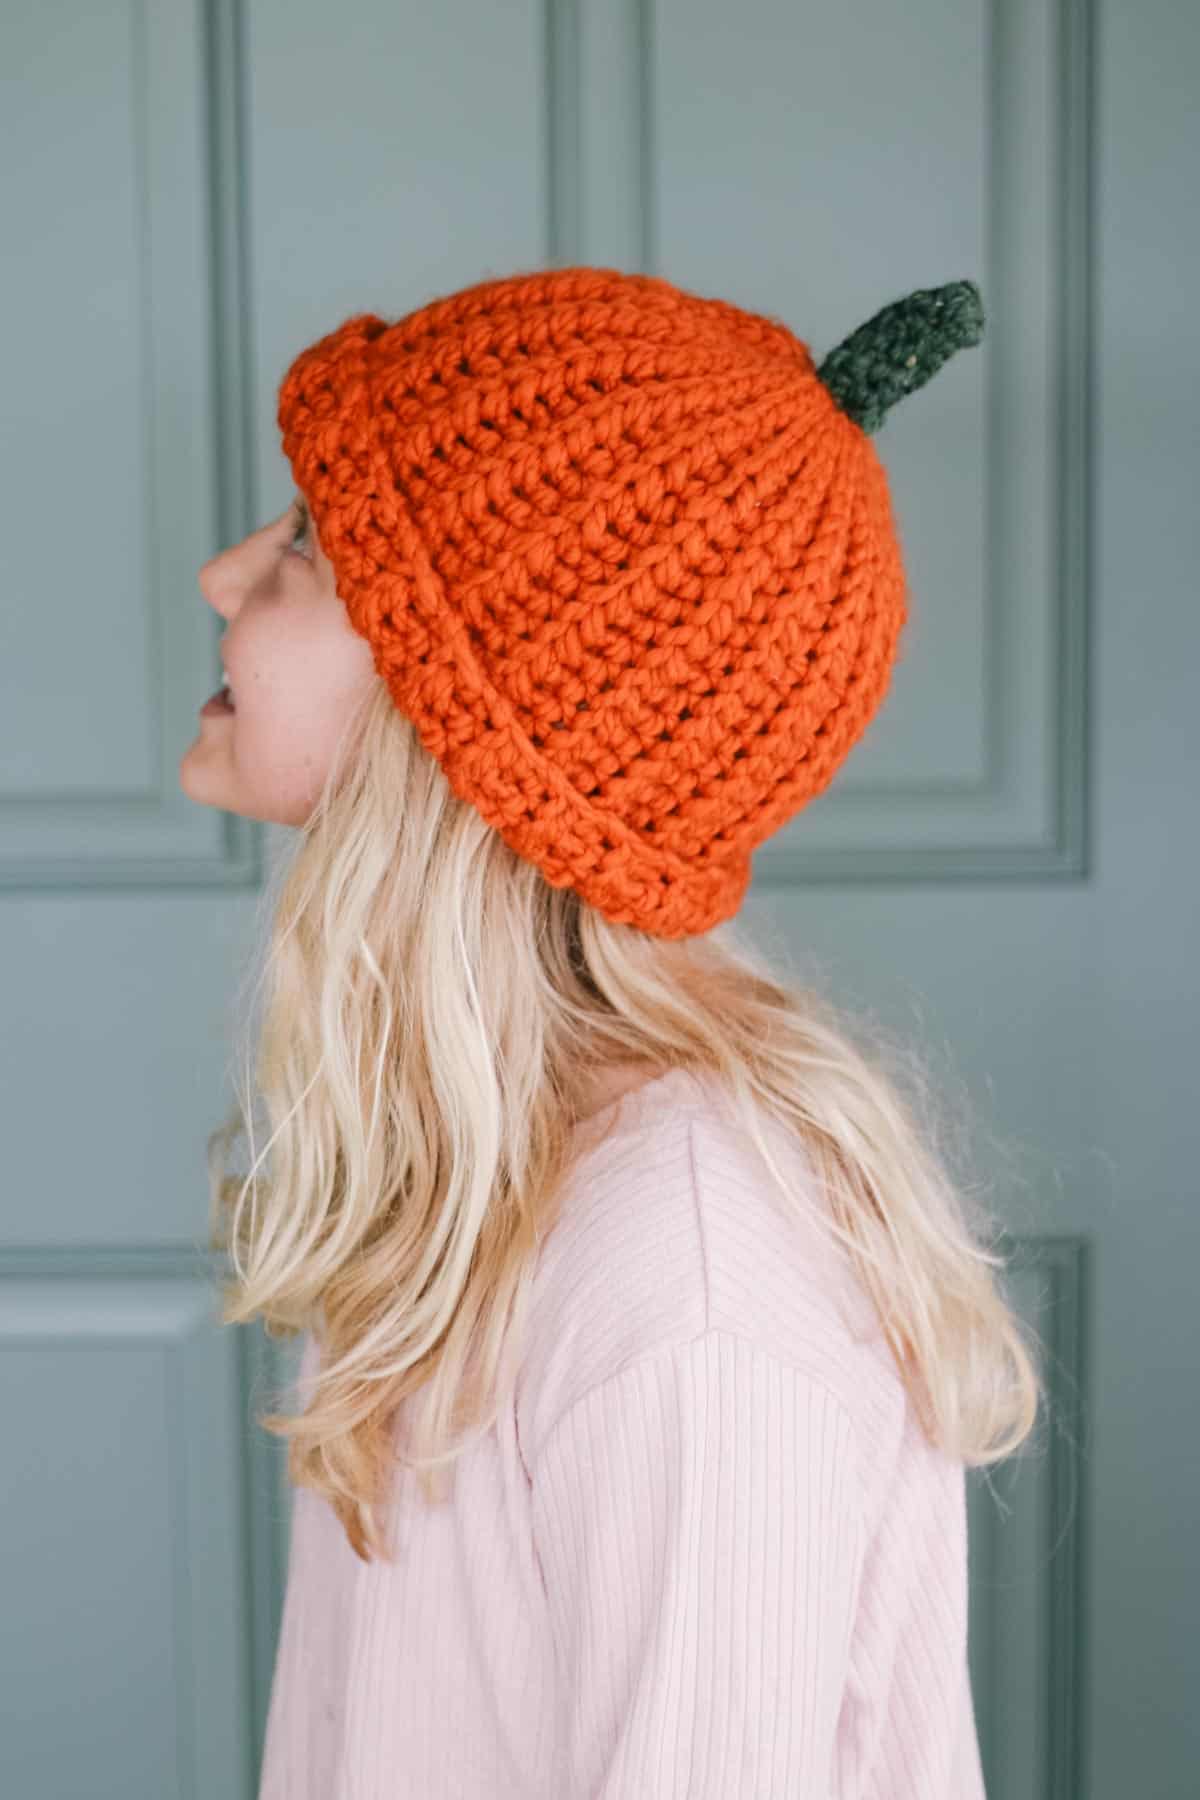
277;265;909;939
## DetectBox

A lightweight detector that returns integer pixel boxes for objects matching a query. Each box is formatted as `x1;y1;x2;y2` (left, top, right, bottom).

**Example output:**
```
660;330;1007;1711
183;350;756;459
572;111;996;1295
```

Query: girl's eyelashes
286;497;313;559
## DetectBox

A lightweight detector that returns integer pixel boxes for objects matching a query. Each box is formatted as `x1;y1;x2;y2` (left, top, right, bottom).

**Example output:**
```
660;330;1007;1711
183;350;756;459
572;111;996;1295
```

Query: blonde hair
207;676;1042;1563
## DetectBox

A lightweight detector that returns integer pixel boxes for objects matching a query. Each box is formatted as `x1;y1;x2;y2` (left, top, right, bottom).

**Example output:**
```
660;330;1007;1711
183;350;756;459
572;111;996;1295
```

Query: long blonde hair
208;676;1042;1562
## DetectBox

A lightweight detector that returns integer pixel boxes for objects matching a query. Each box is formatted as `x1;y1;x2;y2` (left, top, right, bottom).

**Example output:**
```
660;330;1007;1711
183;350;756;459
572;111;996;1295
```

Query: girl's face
179;496;379;825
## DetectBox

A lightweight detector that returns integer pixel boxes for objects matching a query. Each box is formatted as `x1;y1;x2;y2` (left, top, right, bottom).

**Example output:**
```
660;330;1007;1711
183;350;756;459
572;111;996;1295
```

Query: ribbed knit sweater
257;1066;986;1798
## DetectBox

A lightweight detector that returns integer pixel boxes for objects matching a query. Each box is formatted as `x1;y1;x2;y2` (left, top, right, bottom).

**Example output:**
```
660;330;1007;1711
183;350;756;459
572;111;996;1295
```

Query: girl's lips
200;689;236;716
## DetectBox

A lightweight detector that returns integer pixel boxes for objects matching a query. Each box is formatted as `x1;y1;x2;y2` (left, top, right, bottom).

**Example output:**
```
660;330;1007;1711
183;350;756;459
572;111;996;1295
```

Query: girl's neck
574;1059;664;1124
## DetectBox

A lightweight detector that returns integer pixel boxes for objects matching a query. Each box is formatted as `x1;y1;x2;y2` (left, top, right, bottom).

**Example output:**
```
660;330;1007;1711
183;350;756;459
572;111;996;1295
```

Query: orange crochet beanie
277;266;982;938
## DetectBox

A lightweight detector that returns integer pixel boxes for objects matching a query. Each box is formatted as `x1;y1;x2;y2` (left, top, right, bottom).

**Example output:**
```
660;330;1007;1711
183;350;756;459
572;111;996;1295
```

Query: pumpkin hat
277;266;983;938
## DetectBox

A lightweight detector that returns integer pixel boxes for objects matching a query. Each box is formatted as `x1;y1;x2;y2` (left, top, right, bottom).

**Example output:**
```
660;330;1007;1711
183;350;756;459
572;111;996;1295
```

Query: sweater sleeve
529;1327;867;1799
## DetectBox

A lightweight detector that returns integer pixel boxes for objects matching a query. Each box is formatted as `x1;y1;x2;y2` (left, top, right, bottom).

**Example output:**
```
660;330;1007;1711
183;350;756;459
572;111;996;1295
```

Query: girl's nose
197;509;290;616
196;544;245;620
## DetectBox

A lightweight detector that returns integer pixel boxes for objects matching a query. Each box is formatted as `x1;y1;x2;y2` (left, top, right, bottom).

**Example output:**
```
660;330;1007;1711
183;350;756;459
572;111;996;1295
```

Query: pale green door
2;1;1196;1795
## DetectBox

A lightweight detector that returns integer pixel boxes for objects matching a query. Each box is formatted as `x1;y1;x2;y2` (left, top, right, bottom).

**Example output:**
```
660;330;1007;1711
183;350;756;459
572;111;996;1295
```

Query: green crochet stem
814;280;984;435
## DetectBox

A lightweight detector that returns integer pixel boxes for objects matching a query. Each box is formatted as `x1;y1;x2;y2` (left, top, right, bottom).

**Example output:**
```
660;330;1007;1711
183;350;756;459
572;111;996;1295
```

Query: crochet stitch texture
277;265;977;938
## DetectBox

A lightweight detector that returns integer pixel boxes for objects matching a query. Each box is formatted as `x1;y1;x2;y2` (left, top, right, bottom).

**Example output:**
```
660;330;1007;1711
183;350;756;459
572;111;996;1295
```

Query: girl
180;265;1041;1798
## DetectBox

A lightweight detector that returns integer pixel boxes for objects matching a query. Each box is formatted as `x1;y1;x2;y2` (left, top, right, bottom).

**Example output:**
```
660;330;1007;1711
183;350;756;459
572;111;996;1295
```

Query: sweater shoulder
514;1070;906;1478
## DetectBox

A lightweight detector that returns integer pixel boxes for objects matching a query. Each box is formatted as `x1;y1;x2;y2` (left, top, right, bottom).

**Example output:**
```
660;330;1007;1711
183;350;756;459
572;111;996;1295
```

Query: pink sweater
258;1066;986;1798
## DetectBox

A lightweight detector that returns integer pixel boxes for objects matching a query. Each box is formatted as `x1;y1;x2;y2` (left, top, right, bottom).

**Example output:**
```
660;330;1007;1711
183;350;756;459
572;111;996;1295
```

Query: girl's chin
179;741;232;797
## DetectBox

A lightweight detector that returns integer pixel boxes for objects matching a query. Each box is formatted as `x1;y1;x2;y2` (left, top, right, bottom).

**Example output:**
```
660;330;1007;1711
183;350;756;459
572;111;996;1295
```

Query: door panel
3;2;1195;1795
